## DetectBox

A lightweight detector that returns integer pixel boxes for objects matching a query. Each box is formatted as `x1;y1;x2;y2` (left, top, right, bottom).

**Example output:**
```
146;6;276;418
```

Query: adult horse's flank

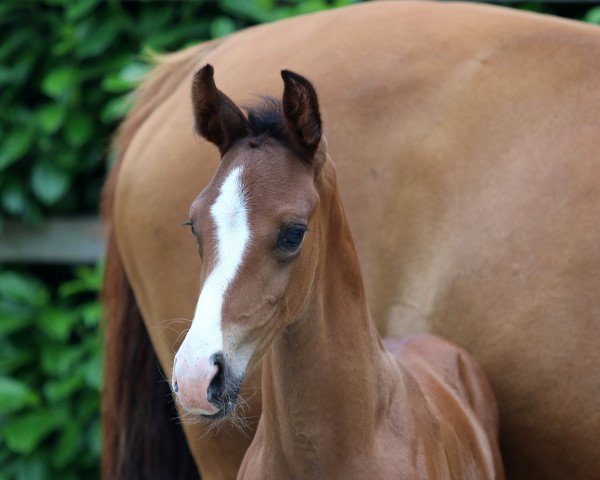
174;64;504;479
102;2;600;479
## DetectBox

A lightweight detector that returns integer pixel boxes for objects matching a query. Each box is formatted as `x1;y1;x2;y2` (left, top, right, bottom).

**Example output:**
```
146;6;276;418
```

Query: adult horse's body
102;2;600;480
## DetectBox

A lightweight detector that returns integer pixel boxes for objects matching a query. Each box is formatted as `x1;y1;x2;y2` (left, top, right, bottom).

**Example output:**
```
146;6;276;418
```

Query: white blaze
180;166;250;360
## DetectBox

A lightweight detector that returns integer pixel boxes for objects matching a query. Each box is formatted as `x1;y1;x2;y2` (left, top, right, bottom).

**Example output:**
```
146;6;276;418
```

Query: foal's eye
277;224;307;254
183;221;196;235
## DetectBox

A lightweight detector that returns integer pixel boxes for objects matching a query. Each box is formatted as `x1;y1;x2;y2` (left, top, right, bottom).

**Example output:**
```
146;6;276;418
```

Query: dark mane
245;96;286;143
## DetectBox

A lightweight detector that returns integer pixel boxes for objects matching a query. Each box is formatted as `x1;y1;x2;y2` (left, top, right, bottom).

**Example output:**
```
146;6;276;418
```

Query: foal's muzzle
203;353;241;419
172;352;241;419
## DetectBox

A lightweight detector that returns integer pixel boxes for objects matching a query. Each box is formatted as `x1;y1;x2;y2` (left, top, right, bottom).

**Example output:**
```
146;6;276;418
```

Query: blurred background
0;1;598;478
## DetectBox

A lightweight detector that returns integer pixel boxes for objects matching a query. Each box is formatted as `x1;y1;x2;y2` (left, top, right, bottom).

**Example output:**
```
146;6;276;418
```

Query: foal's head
172;65;329;419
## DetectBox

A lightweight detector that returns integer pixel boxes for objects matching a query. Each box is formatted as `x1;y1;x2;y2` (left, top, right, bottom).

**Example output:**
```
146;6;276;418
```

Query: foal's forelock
179;166;251;372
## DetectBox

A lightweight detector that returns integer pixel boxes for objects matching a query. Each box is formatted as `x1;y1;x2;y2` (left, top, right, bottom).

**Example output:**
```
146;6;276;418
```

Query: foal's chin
179;392;239;423
191;375;243;422
199;407;232;421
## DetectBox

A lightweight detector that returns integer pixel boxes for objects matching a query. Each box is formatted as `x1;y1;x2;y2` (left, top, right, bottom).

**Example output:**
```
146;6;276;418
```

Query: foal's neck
260;160;398;475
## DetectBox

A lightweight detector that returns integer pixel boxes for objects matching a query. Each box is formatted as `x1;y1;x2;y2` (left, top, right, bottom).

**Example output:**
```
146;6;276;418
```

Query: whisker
154;317;193;332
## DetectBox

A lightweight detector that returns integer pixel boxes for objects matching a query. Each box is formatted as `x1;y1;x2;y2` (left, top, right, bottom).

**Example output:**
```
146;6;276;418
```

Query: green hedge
0;1;354;478
0;0;354;226
0;1;597;224
0;265;103;480
1;1;598;479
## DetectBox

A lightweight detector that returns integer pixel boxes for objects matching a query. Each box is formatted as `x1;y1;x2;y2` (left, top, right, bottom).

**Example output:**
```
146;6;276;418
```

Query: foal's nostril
209;352;224;369
207;353;225;404
173;380;179;393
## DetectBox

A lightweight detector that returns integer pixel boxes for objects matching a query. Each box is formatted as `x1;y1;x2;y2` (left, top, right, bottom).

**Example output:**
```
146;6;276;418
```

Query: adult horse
102;2;600;479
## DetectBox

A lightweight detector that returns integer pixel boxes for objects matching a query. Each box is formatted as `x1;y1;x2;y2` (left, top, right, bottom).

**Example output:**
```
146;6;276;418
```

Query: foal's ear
281;70;322;159
191;64;248;155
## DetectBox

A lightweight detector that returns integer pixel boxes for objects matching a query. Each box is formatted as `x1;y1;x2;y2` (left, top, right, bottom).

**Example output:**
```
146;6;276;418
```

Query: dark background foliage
1;1;598;478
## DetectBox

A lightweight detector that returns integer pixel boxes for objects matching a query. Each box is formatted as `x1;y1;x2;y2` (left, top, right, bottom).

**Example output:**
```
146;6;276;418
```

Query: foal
172;65;504;479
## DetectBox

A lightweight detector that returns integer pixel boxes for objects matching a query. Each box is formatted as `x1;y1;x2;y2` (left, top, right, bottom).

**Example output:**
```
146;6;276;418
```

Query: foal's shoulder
384;333;468;368
384;334;496;416
384;334;503;478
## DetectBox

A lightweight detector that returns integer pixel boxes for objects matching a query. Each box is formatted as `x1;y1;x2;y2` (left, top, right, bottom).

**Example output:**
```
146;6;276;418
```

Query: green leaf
59;265;102;298
8;456;47;480
2;52;37;85
291;0;331;15
585;6;600;24
40;344;83;376
138;7;176;35
52;23;77;56
0;296;37;333
102;62;150;93
76;387;100;421
81;302;101;327
1;411;61;454
20;202;43;224
0;65;14;85
64;113;93;147
0;344;35;373
518;2;545;14
210;16;238;39
55;149;78;170
333;0;357;7
220;0;275;22
77;52;130;83
38;307;78;341
100;93;134;123
31;162;71;205
87;418;102;459
0;311;31;336
82;350;103;390
76;18;119;58
53;422;80;468
41;67;77;99
77;264;103;290
66;0;100;21
0;316;29;337
1;179;27;215
0;30;32;61
0;272;49;307
143;22;210;50
0;3;23;23
37;104;66;134
44;372;85;402
0;130;33;171
58;279;89;298
0;377;39;414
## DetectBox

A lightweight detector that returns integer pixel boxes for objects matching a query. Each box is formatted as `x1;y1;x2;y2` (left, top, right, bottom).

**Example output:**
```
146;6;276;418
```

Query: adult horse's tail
101;40;219;480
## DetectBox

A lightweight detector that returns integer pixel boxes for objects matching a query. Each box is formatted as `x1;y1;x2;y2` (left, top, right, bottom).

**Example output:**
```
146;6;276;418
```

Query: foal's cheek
279;247;319;319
